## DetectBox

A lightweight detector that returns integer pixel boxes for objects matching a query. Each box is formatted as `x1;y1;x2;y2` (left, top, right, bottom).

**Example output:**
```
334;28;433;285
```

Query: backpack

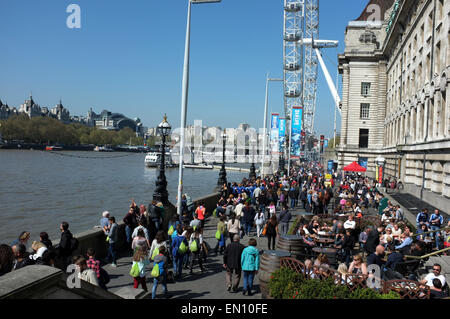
129;262;140;277
151;260;165;278
149;205;160;220
151;247;160;260
99;267;110;285
70;237;79;252
190;239;199;252
178;240;188;254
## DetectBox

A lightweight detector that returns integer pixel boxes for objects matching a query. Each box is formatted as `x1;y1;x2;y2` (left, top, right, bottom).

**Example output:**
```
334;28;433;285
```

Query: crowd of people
1;161;449;299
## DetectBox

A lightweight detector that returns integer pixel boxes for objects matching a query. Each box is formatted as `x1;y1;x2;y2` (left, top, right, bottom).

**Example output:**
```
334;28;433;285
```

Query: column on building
341;65;350;146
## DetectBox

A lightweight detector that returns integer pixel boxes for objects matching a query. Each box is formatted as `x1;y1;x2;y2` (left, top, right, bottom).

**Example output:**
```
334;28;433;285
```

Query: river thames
0;150;252;245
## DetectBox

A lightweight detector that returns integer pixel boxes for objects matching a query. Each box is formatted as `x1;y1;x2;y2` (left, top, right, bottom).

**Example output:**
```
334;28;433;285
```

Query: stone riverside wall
0;192;220;299
0;265;121;299
69;192;220;260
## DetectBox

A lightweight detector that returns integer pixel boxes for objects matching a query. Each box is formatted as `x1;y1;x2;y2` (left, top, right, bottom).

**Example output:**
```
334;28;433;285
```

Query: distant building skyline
0;0;371;139
0;94;146;136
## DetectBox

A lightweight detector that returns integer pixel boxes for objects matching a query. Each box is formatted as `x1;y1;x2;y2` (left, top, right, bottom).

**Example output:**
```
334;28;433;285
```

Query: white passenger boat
145;151;173;167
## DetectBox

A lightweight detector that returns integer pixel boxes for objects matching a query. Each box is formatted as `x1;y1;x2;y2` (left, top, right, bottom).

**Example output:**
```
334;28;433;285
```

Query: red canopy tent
343;161;367;172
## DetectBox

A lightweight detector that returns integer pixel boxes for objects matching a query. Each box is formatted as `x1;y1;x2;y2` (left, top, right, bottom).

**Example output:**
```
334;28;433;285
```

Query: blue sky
0;0;368;139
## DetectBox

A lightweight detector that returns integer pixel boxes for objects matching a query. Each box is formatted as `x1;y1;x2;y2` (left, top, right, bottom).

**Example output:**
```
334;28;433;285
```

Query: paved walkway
104;207;309;299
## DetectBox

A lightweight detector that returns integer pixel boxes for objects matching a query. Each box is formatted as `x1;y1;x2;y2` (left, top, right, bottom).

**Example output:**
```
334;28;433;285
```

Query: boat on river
45;145;63;151
145;151;174;168
94;146;113;152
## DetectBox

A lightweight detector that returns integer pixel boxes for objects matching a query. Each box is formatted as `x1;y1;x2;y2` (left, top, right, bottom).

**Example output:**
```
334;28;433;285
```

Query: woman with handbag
254;210;266;238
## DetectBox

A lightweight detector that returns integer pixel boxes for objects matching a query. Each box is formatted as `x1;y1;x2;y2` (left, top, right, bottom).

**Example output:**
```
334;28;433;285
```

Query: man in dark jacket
364;226;380;255
300;188;307;210
123;207;139;250
382;244;405;280
341;229;355;266
366;245;385;268
279;204;292;235
223;234;245;293
57;221;73;270
12;244;34;270
242;202;256;237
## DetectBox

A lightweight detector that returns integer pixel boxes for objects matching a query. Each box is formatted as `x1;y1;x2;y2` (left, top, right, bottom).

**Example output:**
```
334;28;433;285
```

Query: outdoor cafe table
317;231;334;238
313;237;335;247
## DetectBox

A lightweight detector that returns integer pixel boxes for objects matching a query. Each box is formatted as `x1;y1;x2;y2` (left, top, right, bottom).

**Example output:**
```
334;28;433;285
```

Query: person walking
254;210;266;238
300;188;307;210
151;245;169;299
241;238;260;296
195;202;206;229
149;230;168;261
130;246;150;292
242;201;256;237
278;204;292;235
266;215;279;250
171;224;188;280
227;214;241;244
289;186;296;209
213;216;227;255
223;234;245;293
189;227;205;274
131;228;150;253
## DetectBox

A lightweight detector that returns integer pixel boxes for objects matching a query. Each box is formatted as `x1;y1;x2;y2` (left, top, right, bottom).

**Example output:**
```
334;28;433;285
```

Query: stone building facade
337;0;450;211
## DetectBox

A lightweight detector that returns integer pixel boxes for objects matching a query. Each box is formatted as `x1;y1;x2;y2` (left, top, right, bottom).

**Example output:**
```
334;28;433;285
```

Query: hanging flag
290;107;302;158
279;118;286;154
270;113;279;154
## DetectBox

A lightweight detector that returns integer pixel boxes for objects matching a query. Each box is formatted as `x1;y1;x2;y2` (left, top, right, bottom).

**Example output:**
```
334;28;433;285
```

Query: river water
0;150;252;245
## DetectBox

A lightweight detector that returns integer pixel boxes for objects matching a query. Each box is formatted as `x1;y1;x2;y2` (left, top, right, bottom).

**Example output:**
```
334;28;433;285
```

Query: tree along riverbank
0;115;145;146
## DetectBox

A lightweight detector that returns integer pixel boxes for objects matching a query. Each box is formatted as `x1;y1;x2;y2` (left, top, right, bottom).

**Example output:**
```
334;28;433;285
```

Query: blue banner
270;113;279;153
324;139;328;148
279;118;286;154
290;107;302;158
358;157;368;169
327;160;333;173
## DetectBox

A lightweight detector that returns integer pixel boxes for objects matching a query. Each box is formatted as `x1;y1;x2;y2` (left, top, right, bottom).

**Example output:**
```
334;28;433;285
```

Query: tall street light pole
153;115;171;205
176;0;221;217
217;129;227;188
261;75;283;179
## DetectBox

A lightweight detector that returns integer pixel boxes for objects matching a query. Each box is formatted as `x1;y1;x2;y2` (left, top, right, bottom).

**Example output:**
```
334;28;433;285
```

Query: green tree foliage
0;115;144;146
327;135;341;149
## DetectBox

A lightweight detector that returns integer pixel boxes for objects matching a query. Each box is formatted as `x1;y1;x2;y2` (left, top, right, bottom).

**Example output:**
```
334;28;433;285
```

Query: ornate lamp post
279;153;286;176
153;114;171;204
217;128;227;188
249;136;256;180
